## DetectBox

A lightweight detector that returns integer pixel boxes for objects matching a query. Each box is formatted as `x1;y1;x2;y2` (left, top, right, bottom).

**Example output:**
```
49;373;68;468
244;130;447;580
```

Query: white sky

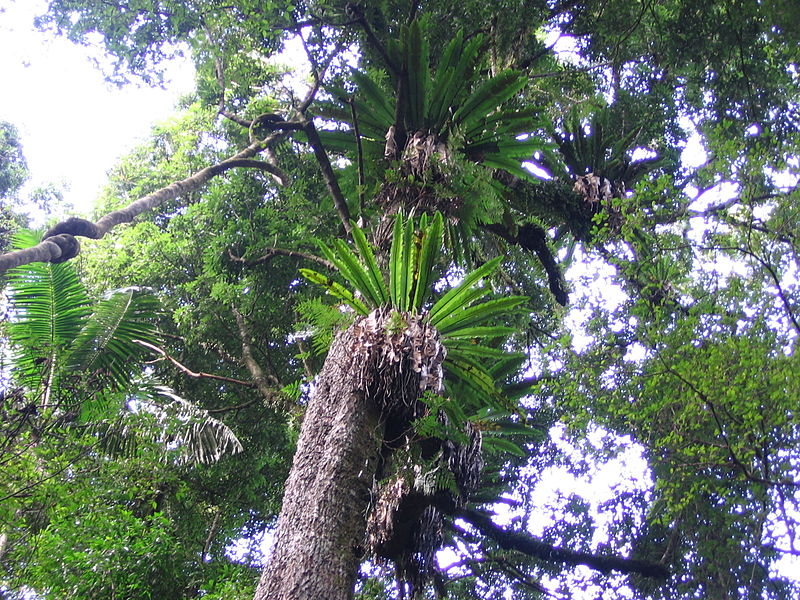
0;0;194;218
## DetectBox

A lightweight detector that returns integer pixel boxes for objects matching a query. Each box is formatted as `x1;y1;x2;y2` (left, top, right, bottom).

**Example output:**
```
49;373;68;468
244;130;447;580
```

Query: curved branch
346;3;399;75
232;307;286;410
457;507;669;580
133;340;256;388
0;138;276;274
303;120;353;236
223;158;289;186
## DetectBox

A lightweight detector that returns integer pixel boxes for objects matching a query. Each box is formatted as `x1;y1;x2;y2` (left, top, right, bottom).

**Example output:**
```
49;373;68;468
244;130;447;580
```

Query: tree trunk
254;309;444;600
253;318;383;600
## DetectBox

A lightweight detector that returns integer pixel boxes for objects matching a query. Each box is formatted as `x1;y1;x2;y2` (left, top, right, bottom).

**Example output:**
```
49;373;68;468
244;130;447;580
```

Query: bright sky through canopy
0;0;194;218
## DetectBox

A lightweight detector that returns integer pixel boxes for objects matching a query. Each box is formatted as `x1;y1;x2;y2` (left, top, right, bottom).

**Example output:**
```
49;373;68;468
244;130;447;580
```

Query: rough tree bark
254;309;445;600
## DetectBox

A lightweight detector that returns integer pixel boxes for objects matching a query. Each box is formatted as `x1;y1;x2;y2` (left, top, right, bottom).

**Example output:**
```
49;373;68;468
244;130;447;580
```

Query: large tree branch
231;307;287;411
346;3;399;75
303;120;353;236
483;222;569;306
457;507;670;580
0;138;280;274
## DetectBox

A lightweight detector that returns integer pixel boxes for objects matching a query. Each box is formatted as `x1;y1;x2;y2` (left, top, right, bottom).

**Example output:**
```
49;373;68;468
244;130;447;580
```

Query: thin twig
227;247;333;269
132;340;256;388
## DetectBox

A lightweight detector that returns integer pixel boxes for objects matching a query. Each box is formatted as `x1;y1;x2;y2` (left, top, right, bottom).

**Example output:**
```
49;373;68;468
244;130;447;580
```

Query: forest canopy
1;1;799;599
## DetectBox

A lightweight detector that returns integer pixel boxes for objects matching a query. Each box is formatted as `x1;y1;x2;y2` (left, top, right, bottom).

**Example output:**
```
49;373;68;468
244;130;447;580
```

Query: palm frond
7;255;91;354
6;234;92;391
123;382;243;465
67;288;162;391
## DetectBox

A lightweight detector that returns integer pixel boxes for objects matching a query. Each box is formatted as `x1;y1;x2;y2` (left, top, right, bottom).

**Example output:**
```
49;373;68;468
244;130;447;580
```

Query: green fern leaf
428;256;503;325
452;70;527;131
299;268;369;315
435;296;527;335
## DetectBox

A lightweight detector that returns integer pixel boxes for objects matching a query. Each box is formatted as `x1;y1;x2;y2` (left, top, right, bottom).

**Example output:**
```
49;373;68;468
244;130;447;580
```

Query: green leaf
67;288;162;392
398;213;415;311
404;18;429;129
441;325;517;339
431;34;484;133
350;223;389;305
480;154;540;181
389;214;404;307
480;435;526;457
428;256;503;325
7;258;91;353
462;107;543;140
444;340;517;360
351;69;395;127
299;268;369;315
444;355;503;406
412;211;443;310
452;70;527;131
331;239;383;308
436;296;527;335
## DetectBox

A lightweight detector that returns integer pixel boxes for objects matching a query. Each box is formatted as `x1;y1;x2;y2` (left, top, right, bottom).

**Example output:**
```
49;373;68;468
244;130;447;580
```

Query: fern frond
299;268;370;315
452;70;527;131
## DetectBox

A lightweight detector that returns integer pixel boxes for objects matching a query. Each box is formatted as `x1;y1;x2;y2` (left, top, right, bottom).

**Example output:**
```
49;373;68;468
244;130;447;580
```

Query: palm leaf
149;384;243;465
7;259;91;353
66;288;161;391
6;240;92;391
101;382;244;464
